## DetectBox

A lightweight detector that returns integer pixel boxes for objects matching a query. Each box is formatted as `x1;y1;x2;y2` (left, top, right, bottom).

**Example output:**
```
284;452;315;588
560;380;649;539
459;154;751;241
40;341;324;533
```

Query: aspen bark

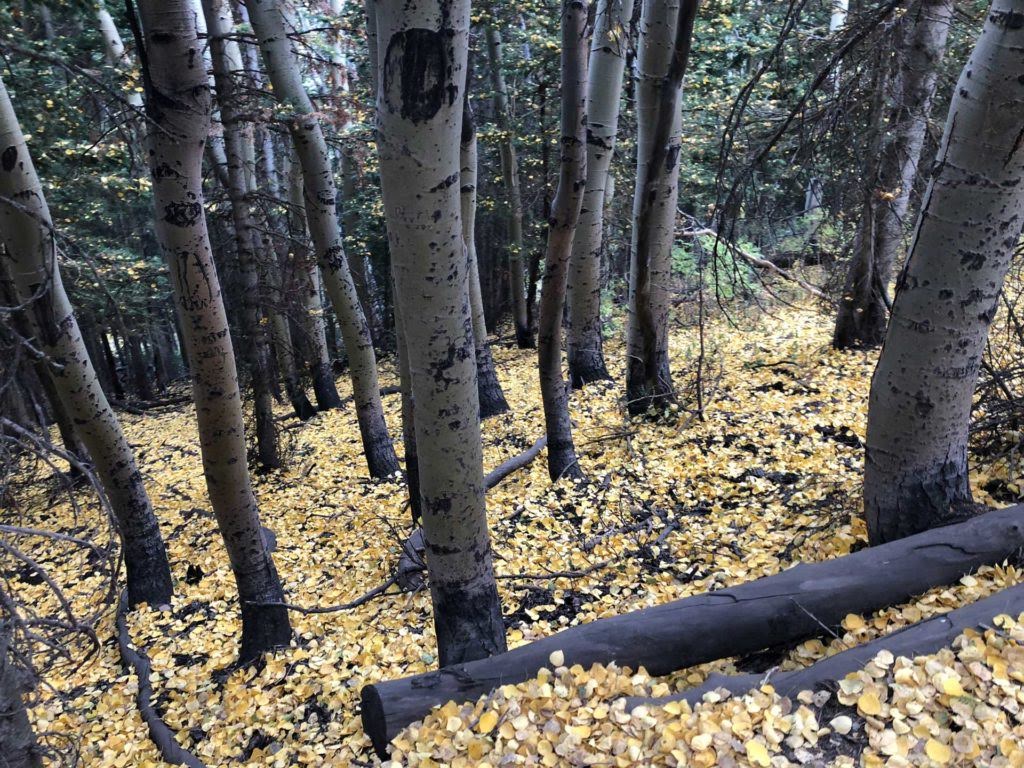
461;99;509;419
202;0;281;469
135;0;290;659
340;151;379;344
376;0;506;666
834;0;954;349
865;0;1024;544
0;75;173;608
625;0;697;415
286;156;342;411
566;0;634;387
247;0;399;478
537;0;588;481
485;26;531;348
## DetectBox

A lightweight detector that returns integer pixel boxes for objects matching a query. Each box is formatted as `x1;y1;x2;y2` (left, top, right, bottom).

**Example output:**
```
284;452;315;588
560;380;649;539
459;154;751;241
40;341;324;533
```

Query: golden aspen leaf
857;692;881;716
476;710;498;735
940;677;965;696
745;739;771;767
842;613;865;630
925;739;952;764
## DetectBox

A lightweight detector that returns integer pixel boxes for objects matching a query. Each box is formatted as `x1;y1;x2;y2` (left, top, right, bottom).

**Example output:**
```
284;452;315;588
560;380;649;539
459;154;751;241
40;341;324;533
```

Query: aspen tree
865;0;1024;543
537;0;589;480
246;0;399;478
375;0;506;665
566;0;634;387
461;99;509;418
833;0;954;348
134;0;291;658
0;75;173;608
625;0;698;415
485;26;531;348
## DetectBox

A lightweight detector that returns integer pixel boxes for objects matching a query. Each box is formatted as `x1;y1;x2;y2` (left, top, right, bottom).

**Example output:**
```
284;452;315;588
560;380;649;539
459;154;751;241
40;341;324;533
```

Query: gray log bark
135;0;290;659
361;504;1024;756
864;0;1024;543
0;630;40;768
376;0;506;668
566;0;634;387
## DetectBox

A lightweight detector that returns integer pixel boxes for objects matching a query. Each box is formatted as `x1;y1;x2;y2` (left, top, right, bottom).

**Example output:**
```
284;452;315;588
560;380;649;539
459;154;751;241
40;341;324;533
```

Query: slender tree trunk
537;0;588;481
100;329;126;399
0;75;172;607
485;26;531;348
394;303;421;525
247;0;399;478
461;100;509;419
202;0;281;470
340;150;379;345
864;0;1024;544
134;0;290;659
625;0;697;415
0;630;41;768
286;155;342;411
376;0;506;666
567;0;634;386
834;0;954;349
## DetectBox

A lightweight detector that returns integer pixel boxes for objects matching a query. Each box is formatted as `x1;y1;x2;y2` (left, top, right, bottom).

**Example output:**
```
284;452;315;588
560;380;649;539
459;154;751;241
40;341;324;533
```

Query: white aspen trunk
537;0;589;481
834;0;954;349
485;26;531;348
625;0;697;415
286;155;342;410
0;75;173;608
96;0;145;109
566;0;634;387
134;0;290;659
247;0;399;478
202;0;281;469
461;99;509;419
375;0;506;666
864;0;1024;543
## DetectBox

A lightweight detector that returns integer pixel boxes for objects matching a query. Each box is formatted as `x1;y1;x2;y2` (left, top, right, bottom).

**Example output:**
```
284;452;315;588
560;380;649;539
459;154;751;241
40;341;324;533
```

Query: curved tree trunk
864;0;1024;544
135;0;290;660
376;0;506;666
566;0;634;387
485;27;531;348
203;0;281;470
537;0;588;481
625;0;697;415
247;0;399;478
461;100;509;419
833;0;954;349
0;75;172;608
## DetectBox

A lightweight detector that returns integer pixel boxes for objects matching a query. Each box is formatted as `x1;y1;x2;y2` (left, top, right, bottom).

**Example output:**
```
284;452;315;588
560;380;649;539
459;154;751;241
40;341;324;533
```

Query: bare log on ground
360;505;1024;756
624;580;1024;710
484;435;547;489
115;593;205;768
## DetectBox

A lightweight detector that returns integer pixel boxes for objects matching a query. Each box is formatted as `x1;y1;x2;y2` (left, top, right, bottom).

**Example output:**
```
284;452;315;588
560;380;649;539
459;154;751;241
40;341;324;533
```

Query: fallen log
484;435;547;489
360;504;1024;757
624;581;1024;711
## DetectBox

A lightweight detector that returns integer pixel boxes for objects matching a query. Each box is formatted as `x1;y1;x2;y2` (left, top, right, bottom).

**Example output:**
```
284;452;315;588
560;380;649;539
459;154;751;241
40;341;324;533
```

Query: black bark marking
1;145;16;172
163;201;201;228
383;28;451;124
429;172;459;192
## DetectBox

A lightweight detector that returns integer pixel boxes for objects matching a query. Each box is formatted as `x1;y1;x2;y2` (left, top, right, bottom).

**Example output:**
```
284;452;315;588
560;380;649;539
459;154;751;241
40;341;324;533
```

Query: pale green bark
376;0;506;666
566;0;634;387
865;0;1024;543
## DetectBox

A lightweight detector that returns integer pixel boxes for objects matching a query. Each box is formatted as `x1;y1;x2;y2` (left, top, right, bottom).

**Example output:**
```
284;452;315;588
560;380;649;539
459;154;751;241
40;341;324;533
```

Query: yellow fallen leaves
857;690;883;716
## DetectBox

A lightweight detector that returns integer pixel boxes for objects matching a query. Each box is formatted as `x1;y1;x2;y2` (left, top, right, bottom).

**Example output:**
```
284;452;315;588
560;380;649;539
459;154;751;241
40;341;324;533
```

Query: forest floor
11;300;1024;767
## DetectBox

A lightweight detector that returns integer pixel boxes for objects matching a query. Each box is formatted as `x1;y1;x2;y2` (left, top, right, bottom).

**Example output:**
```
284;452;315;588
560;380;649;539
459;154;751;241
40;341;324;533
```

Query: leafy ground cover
11;303;1024;766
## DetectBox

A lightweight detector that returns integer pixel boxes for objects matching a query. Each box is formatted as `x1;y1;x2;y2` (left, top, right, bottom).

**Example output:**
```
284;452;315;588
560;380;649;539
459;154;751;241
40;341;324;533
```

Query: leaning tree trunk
0;75;172;608
625;0;697;415
537;0;588;481
376;0;506;667
135;0;290;660
566;0;635;387
865;0;1024;544
461;99;510;419
247;0;399;478
202;0;281;470
485;26;531;348
833;0;954;349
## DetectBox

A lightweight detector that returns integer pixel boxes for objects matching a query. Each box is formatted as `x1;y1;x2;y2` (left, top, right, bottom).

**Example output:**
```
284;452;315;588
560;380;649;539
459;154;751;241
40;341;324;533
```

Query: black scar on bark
164;201;201;228
383;28;450;124
1;145;16;172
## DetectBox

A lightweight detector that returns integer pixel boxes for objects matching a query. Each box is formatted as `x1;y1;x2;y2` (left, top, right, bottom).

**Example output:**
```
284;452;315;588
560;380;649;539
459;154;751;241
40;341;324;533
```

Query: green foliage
671;234;759;301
